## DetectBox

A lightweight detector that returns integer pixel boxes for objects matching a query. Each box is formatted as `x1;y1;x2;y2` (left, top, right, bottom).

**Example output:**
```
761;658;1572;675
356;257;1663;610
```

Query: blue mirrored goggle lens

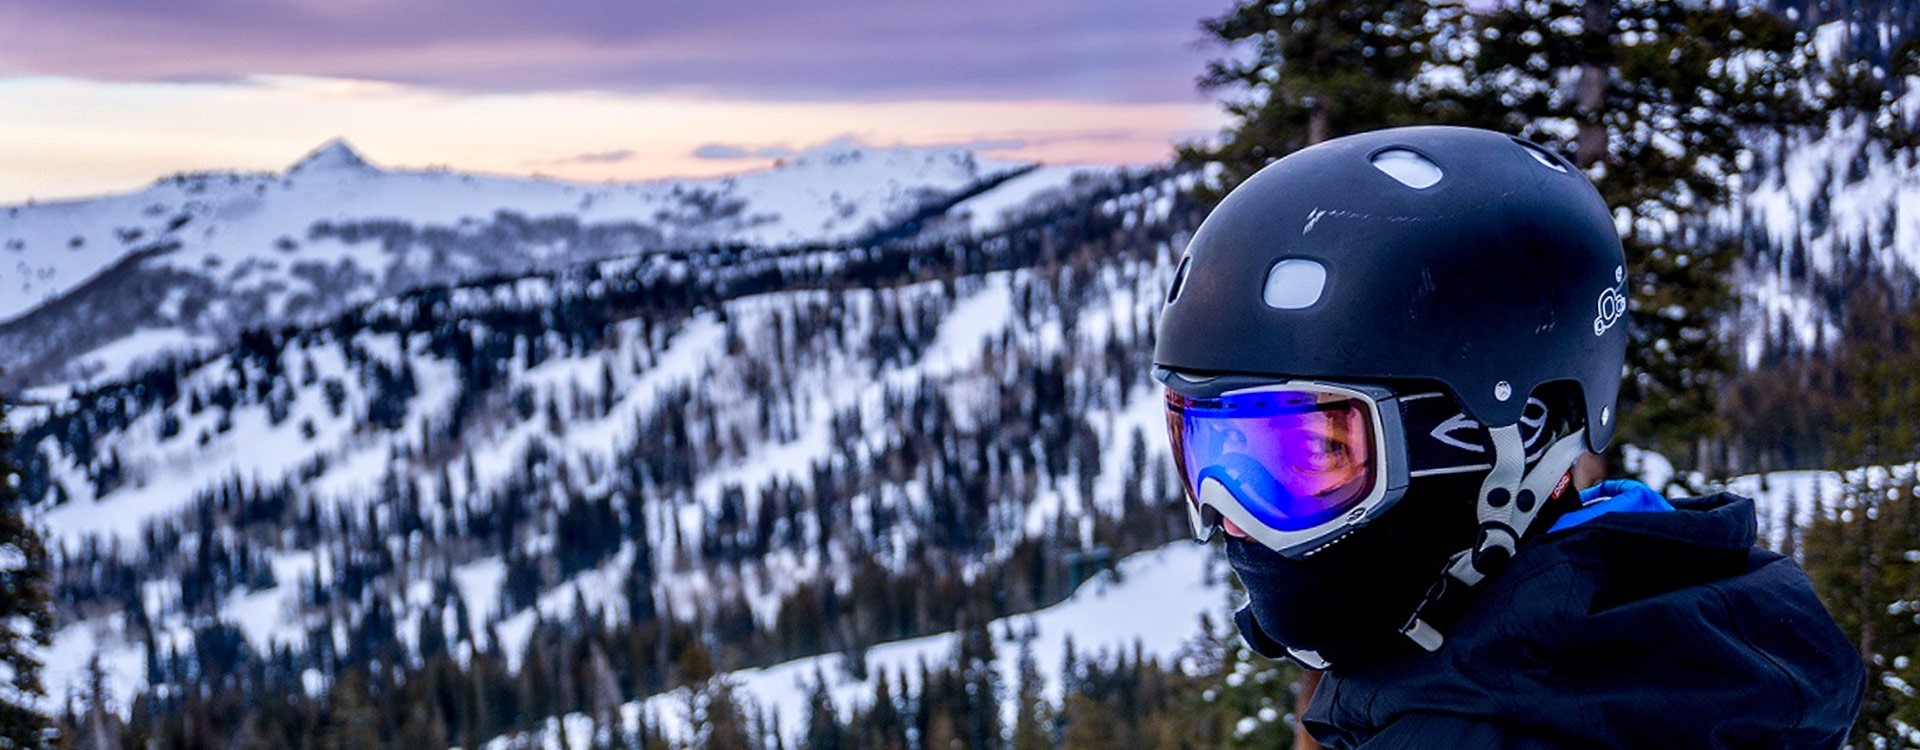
1165;387;1378;533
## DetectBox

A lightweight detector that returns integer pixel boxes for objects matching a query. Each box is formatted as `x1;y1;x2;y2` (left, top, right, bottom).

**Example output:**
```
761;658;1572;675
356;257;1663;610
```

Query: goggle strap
1403;426;1591;658
1400;616;1445;653
1449;426;1590;586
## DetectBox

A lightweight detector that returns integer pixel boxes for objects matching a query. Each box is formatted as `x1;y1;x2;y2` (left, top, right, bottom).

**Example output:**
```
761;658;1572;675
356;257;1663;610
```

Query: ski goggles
1159;369;1522;558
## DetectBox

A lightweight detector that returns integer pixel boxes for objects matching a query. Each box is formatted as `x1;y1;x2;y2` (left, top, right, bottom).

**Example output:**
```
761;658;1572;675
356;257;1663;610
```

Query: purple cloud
693;143;797;160
0;0;1223;103
550;149;637;165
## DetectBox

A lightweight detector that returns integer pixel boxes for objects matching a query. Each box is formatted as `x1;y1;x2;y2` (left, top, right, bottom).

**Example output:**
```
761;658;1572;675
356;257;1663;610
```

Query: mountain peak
290;138;374;174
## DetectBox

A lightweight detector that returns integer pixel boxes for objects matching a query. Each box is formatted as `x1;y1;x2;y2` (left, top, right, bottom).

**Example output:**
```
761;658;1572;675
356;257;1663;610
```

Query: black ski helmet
1156;125;1627;455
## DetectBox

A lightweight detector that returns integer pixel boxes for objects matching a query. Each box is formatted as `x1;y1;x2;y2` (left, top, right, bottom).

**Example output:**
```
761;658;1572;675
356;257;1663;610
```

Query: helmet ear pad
1226;471;1484;669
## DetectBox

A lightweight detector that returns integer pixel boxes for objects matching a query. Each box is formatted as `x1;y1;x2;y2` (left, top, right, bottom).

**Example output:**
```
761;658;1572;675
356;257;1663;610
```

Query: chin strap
1397;425;1589;653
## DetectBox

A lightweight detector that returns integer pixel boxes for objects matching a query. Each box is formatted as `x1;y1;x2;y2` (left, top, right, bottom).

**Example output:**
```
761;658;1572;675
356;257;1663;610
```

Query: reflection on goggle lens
1165;387;1378;536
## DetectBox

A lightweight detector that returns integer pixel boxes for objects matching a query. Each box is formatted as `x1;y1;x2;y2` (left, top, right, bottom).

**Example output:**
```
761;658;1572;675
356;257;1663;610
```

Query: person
1153;126;1865;748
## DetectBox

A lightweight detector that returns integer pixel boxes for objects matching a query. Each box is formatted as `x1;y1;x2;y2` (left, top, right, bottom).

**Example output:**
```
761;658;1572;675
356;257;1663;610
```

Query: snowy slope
1722;27;1920;364
485;540;1233;750
0;139;1026;389
943;165;1118;235
19;169;1191;716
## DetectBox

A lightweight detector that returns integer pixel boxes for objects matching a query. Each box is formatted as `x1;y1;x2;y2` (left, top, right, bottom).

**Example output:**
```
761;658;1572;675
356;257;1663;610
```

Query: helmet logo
1431;397;1550;454
1593;266;1627;336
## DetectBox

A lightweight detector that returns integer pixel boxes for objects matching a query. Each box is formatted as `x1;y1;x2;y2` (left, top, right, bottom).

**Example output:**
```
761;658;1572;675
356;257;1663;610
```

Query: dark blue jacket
1303;493;1866;749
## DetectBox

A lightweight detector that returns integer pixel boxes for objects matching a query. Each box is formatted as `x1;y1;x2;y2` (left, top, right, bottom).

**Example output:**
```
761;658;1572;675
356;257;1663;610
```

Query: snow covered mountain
0;139;1032;390
15;163;1187;738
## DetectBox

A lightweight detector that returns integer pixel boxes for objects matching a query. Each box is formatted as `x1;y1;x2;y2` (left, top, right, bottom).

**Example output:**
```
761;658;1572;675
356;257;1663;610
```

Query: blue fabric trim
1549;479;1674;533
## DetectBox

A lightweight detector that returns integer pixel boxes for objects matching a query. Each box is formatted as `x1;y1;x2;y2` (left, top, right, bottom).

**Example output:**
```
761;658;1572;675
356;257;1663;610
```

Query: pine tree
1010;629;1053;750
1440;0;1814;469
864;670;906;750
0;394;54;748
690;676;756;750
1170;611;1300;750
325;669;381;750
1059;692;1117;750
1802;300;1920;745
954;618;1000;750
1180;0;1442;197
801;672;844;750
73;655;123;750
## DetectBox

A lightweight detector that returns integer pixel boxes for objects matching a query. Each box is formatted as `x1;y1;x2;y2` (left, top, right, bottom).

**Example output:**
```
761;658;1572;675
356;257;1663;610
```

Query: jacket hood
1304;493;1865;749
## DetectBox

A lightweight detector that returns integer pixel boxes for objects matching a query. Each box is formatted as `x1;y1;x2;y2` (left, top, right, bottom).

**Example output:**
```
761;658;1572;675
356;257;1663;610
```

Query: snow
1725;71;1920;363
219;552;319;649
1628;441;1920;553
39;615;145;713
62;329;214;388
22;172;1187;712
0;138;1024;327
453;558;508;635
909;276;1014;378
488;540;1233;750
946;166;1112;234
1;139;1033;393
36;335;462;542
1728;462;1920;552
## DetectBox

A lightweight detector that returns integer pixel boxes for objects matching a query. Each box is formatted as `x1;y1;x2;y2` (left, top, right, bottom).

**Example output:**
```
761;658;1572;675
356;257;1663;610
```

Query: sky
0;0;1231;204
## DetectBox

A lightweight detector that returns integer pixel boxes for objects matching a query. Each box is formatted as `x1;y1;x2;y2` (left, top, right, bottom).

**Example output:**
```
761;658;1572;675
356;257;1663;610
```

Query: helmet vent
1370;149;1443;189
1512;138;1569;173
1263;258;1327;310
1167;254;1192;304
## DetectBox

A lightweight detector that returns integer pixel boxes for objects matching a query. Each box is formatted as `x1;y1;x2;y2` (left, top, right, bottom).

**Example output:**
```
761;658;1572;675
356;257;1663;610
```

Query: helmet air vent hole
1263;258;1327;310
1369;148;1443;189
1167;254;1193;304
1512;138;1569;173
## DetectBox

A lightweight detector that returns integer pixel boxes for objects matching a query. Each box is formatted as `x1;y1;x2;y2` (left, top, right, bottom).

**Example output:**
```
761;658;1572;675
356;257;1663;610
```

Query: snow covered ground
485;540;1233;750
944;166;1115;235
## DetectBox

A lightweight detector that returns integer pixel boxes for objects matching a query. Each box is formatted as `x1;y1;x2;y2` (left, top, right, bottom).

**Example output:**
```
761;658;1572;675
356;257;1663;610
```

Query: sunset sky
0;0;1229;204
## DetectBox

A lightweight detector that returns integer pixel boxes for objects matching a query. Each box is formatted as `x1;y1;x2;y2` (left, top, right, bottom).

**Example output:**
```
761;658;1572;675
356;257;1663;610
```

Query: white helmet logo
1431;397;1550;453
1593;266;1627;336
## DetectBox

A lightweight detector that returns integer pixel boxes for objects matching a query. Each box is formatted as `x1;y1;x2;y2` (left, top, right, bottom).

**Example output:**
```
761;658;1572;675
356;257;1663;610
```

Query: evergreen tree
864;670;906;750
954;618;1000;750
73;655;123;750
1440;0;1814;469
1180;0;1442;196
1175;611;1299;750
1010;631;1053;750
325;669;381;750
1802;301;1920;745
691;677;755;750
1059;691;1117;750
801;672;844;750
0;394;53;748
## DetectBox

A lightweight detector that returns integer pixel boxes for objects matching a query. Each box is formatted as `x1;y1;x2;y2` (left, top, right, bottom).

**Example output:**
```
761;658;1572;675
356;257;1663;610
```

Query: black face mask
1226;472;1484;670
